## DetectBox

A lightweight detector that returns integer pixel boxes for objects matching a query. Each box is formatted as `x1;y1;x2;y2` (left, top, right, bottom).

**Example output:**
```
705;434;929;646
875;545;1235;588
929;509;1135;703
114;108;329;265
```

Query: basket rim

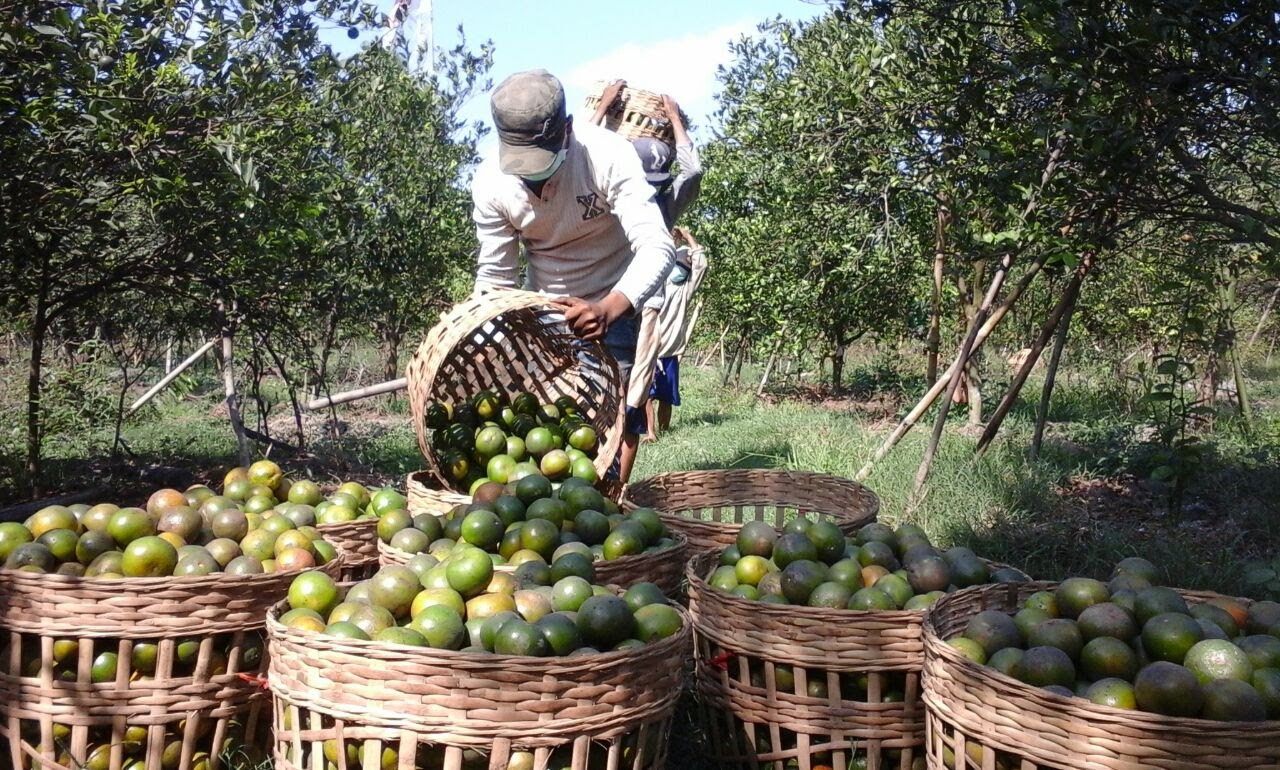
266;596;691;667
626;468;882;519
924;580;1279;731
378;530;690;571
685;549;1024;624
0;549;345;590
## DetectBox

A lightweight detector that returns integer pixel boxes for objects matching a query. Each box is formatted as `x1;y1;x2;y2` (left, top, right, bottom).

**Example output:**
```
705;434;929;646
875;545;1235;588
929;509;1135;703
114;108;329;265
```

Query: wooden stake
127;338;218;415
1031;293;1076;459
855;249;1052;482
913;250;1017;496
305;377;408;410
977;257;1089;456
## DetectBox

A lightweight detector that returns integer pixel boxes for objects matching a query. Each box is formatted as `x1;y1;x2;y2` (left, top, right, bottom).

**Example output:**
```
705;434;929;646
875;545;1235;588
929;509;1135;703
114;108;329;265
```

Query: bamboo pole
854;249;1051;482
126;338;218;415
976;257;1089;457
912;250;1017;495
304;377;408;411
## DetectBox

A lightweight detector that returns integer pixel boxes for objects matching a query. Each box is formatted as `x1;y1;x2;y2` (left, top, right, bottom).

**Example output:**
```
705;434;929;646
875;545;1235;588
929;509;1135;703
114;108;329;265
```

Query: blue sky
328;0;823;158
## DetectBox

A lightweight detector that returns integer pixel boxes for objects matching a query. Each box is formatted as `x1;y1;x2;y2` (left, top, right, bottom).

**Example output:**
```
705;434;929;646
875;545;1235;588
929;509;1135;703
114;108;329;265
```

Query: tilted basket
583;82;687;145
624;469;881;554
406;290;625;492
267;597;692;770
923;581;1280;770
0;555;343;770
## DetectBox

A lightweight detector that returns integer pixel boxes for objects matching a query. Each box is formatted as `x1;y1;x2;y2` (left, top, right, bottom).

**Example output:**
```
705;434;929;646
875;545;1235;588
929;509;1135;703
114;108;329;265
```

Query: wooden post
1031;296;1076;459
127;338;218;415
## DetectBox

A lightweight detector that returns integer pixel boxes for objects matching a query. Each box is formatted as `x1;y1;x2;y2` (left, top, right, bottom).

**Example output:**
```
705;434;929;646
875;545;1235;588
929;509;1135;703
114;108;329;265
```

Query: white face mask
521;149;567;182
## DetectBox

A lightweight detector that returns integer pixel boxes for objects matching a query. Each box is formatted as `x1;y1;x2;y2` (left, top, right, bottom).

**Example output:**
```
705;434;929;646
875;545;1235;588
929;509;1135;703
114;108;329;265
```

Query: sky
327;0;824;160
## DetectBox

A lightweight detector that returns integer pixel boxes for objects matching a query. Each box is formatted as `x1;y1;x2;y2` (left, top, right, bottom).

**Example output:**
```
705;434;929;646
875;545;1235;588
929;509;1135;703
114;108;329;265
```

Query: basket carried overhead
583;82;688;145
923;581;1280;770
267;597;691;770
625;469;880;553
406;289;626;492
0;556;342;770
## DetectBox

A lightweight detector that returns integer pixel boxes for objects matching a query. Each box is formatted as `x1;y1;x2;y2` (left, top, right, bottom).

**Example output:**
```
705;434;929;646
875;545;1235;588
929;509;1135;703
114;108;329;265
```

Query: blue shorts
602;313;638;387
649;356;680;406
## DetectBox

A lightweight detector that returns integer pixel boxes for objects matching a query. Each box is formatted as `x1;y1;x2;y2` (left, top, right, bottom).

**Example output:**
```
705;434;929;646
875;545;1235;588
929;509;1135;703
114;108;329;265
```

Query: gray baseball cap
490;70;567;176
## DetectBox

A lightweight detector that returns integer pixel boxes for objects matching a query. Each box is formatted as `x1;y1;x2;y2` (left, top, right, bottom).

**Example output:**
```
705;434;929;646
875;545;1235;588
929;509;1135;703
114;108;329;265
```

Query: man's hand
673;225;698;248
602;79;627;106
558;293;631;341
660;94;691;146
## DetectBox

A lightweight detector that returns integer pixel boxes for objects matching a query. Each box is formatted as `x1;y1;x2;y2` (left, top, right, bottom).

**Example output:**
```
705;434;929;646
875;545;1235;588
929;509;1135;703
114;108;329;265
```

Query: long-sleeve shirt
657;244;708;358
471;122;675;311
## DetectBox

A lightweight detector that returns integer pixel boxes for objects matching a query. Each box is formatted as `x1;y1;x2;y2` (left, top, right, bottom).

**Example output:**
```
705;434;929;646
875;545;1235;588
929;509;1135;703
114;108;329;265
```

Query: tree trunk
26;303;47;496
381;327;404;382
831;344;846;392
927;206;948;383
263;338;307;448
1219;266;1252;430
977;257;1089;456
217;306;250;466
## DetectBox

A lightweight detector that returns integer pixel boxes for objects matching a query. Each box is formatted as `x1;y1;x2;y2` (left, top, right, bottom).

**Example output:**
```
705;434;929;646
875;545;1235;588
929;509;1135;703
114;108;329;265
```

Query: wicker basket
266;596;692;769
406;470;471;516
317;518;379;581
0;556;342;770
688;551;939;770
378;534;691;597
624;469;881;554
406;290;626;492
923;581;1280;770
583;82;686;145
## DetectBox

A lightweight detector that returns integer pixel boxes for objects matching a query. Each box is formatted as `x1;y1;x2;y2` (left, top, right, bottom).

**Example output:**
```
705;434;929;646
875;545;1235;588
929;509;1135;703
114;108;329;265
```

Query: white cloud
563;19;760;142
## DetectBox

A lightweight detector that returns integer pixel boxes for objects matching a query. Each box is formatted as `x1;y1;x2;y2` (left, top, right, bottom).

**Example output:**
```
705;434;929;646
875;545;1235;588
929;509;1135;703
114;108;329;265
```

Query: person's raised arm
472;187;520;292
662;95;703;221
589;79;627;127
605;143;676;317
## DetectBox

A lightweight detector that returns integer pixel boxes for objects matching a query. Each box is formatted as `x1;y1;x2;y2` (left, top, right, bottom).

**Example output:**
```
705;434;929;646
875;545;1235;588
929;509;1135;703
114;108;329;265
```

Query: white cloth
657;245;708;358
628;307;662;409
471;122;675;311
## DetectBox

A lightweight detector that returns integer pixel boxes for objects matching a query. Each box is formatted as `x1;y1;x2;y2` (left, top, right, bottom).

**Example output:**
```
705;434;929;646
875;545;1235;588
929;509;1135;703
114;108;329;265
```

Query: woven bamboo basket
406;290;626;493
378;533;691;597
583;82;687;145
406;470;471;516
624;469;881;554
317;518;379;580
0;555;341;770
923;581;1280;770
266;596;692;770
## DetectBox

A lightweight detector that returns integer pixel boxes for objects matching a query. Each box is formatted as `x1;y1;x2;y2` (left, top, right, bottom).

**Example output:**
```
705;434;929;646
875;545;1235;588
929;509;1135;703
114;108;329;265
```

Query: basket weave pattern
687;552;924;770
405;290;625;491
624;469;880;553
406;470;473;516
923;581;1280;769
0;563;346;770
318;518;379;580
267;599;692;769
583;82;684;144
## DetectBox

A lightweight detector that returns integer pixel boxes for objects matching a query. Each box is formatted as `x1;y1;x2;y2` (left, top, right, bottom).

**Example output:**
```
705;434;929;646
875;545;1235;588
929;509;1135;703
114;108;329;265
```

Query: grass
6;350;1280;768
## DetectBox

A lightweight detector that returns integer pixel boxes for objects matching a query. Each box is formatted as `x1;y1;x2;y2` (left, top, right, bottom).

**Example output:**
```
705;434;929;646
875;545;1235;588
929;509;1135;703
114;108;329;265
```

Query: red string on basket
238;672;270;690
709;652;733;671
